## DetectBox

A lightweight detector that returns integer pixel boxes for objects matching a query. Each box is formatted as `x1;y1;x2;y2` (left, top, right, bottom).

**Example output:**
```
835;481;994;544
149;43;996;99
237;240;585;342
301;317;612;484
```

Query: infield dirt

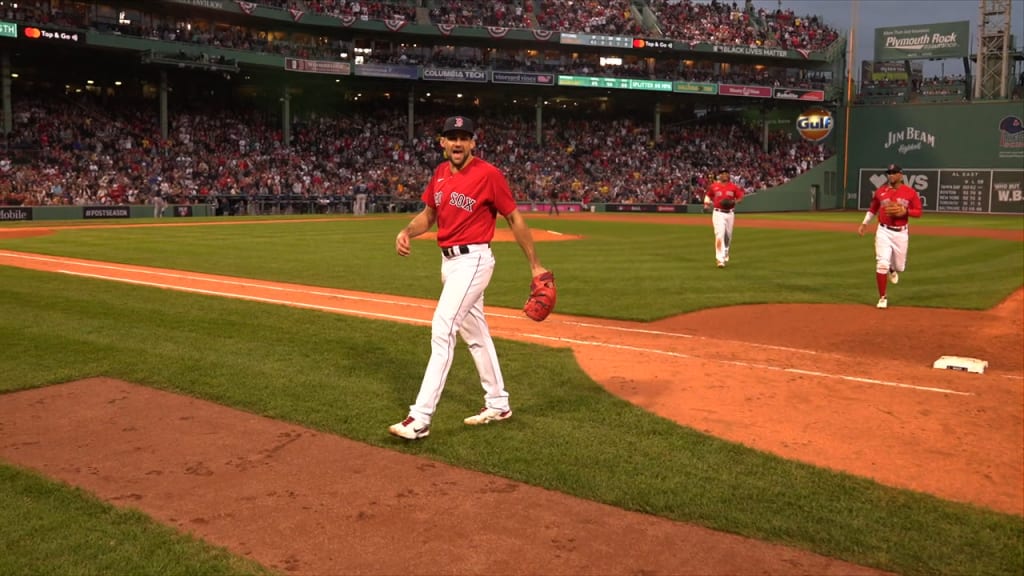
0;214;1020;575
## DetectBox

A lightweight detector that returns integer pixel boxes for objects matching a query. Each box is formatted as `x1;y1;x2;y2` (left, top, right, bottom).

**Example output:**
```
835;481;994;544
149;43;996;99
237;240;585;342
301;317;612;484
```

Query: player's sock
876;272;887;297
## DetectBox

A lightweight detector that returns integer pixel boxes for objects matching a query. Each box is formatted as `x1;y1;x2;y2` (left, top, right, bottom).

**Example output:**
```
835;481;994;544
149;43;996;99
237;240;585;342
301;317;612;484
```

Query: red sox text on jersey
708;180;744;208
870;183;922;226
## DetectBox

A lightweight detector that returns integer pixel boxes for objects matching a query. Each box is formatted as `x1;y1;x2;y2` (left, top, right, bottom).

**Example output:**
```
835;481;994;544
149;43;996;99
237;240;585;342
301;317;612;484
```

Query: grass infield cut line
54;264;972;397
519;334;974;396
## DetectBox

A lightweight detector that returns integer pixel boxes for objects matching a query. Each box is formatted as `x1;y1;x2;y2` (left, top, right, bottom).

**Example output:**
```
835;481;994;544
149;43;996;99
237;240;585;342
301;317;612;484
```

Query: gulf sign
796;107;834;142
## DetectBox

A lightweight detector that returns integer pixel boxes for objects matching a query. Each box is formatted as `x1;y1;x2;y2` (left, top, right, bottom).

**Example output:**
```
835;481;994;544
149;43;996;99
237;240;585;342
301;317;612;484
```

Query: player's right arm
858;191;881;236
396;205;437;257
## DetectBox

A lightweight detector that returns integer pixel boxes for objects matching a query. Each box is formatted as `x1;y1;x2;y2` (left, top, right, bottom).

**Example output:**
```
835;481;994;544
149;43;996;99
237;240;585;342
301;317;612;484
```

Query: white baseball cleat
876;296;888;309
889;270;899;284
464;407;512;426
389;416;430;440
716;261;725;268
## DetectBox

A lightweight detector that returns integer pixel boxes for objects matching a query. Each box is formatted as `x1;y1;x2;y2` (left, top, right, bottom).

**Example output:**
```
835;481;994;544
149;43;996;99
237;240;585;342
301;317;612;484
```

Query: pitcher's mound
0;378;885;575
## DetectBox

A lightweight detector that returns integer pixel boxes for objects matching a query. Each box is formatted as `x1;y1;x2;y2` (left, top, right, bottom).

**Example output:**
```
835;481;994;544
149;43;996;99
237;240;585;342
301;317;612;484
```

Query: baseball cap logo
454;117;464;127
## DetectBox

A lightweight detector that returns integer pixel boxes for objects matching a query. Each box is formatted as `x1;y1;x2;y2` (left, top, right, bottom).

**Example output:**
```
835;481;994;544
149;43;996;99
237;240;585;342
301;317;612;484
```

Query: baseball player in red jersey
390;116;549;440
703;168;745;267
857;163;923;309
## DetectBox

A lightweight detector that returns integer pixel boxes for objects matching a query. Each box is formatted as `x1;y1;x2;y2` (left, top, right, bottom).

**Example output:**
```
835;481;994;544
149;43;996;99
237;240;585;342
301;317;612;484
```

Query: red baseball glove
523;271;556;322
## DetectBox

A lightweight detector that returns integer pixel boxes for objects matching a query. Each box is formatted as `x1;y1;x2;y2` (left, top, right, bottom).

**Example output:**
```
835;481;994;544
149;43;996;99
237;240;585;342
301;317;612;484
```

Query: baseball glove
523;271;556;322
719;197;736;210
883;203;906;216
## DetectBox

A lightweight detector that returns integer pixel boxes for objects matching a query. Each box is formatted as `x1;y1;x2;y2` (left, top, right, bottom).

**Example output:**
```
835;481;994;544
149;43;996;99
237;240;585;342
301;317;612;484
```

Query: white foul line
516;334;973;396
1;251;434;310
59;271;432;325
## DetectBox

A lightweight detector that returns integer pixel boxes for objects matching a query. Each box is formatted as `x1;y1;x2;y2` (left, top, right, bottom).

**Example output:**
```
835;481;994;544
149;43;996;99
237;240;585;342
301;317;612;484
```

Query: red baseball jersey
707;180;744;209
869;182;923;227
422;157;517;247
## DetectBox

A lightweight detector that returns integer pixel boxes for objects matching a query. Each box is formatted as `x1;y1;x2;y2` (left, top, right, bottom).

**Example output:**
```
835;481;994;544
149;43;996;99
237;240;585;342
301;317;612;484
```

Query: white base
932;355;988;374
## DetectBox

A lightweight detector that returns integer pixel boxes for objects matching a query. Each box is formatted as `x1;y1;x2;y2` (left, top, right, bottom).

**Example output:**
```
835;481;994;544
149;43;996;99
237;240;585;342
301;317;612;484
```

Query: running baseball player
703;168;744;267
390;115;549;440
857;164;923;309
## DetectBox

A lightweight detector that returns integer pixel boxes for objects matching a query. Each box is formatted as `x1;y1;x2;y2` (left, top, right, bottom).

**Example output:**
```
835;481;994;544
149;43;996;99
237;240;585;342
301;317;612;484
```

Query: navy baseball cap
442;116;475;137
886;164;903;174
999;115;1023;134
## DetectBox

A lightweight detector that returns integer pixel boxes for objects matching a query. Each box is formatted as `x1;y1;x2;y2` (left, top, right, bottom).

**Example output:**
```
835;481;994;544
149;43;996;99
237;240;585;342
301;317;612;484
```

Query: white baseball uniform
407;156;517;425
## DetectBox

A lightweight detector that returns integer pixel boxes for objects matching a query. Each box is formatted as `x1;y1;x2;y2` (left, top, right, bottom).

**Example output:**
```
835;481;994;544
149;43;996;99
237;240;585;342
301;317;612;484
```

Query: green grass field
1;212;1022;575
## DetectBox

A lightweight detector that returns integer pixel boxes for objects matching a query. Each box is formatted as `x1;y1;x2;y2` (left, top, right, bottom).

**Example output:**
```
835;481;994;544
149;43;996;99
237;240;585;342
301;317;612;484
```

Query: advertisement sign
0;20;17;38
353;64;419;79
796;108;834;142
874;20;970;61
773;87;825;101
558;76;673;92
517;203;583;213
860;60;913;81
285;58;351;76
991;171;1024;213
711;45;788;58
166;0;226;8
559;32;633;49
21;25;83;43
673;81;718;94
853;168;1024;212
604;203;687;213
632;38;673;50
83;206;130;219
718;84;772;98
0;207;32;221
422;68;488;83
491;71;555;86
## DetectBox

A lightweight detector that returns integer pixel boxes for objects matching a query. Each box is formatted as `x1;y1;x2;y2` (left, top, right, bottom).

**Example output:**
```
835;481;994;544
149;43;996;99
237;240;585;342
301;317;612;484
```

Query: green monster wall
842;102;1023;214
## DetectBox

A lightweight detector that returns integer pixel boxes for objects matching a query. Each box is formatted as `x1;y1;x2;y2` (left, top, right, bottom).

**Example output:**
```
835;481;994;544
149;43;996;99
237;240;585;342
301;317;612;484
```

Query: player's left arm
504;209;547;278
906;190;924;218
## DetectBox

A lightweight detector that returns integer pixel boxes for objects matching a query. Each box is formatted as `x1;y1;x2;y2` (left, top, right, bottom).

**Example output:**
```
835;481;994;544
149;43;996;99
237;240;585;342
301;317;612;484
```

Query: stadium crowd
4;0;840;56
0;92;831;212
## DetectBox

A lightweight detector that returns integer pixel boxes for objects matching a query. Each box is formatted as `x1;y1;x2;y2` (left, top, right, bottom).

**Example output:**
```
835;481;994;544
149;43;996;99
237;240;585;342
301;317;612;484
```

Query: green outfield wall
740;157;839;212
843;102;1024;214
0;205;214;222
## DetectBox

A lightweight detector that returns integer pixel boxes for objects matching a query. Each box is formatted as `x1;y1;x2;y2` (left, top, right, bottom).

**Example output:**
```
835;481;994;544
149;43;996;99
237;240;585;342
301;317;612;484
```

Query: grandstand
0;0;1020;217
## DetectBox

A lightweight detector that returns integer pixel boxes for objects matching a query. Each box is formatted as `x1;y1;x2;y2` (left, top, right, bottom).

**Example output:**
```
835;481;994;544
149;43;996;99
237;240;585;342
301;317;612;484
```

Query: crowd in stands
5;0;841;56
304;0;419;23
0;92;831;212
856;75;986;105
535;0;641;36
429;0;534;29
2;0;841;90
915;76;968;102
